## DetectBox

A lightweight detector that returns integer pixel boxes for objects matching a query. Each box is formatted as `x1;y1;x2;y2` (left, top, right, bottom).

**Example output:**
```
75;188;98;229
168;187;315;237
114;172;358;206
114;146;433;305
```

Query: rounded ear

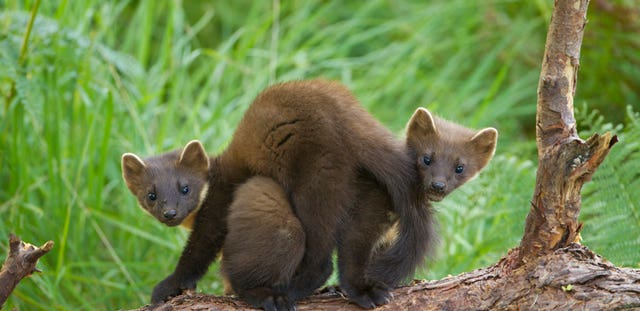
407;108;438;148
407;108;438;136
179;140;210;171
470;127;498;156
122;153;146;192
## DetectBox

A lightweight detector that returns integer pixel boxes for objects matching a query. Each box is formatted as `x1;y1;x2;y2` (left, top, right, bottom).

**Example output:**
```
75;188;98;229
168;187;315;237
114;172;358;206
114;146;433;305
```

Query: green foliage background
1;0;638;309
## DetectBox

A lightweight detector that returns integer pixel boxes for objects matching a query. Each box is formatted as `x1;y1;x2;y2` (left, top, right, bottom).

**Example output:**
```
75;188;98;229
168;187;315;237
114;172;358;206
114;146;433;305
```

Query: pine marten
336;107;497;307
220;107;497;309
121;80;497;310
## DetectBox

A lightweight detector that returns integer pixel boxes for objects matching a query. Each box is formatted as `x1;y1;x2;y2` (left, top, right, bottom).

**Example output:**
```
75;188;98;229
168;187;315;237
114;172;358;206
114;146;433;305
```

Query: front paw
151;275;196;304
346;281;393;309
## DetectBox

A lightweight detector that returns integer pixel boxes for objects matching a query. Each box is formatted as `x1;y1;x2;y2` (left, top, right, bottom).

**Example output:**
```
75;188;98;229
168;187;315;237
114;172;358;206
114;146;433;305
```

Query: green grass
1;0;639;309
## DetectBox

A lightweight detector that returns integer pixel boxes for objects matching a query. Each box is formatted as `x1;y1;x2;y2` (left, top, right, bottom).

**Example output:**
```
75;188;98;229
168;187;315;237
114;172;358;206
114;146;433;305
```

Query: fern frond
582;106;640;268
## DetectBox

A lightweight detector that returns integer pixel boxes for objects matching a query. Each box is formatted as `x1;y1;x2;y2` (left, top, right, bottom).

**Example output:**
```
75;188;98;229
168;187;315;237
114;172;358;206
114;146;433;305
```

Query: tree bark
518;0;617;265
129;1;639;310
0;233;54;308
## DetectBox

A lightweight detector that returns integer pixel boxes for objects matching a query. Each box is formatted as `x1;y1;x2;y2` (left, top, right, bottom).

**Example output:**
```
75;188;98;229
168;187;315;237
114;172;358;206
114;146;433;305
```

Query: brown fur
122;80;419;310
338;108;497;308
220;176;305;307
122;81;497;310
221;108;497;309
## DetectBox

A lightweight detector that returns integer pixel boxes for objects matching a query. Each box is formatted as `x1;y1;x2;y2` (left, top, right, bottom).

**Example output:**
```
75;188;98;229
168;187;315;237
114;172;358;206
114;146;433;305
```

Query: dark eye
148;192;157;201
423;155;432;166
181;185;190;195
455;165;464;174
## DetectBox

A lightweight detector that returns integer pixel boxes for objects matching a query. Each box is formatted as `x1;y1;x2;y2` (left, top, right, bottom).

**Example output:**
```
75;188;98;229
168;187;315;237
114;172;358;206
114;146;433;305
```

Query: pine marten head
406;108;497;202
121;140;210;228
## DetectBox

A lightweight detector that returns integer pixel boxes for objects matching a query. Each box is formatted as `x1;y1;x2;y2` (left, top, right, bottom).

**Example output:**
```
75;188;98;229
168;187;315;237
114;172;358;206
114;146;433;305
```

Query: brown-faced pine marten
219;107;497;309
121;80;497;310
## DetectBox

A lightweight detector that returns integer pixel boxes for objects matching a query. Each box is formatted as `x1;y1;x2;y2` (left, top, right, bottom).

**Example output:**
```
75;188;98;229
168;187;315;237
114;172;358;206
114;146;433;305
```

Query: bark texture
0;233;54;308
129;1;640;310
134;245;640;311
518;0;617;263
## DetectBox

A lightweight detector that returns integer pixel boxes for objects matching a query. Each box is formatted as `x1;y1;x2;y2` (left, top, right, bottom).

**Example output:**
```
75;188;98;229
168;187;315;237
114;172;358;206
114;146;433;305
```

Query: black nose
431;181;446;192
163;209;177;219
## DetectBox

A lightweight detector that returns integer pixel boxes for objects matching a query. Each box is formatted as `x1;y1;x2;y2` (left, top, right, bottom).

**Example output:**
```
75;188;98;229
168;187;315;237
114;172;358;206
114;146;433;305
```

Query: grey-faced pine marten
121;80;497;310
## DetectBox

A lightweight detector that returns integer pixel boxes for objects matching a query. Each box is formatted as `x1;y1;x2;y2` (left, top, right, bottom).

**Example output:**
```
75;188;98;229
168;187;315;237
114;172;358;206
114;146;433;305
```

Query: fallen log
133;244;640;310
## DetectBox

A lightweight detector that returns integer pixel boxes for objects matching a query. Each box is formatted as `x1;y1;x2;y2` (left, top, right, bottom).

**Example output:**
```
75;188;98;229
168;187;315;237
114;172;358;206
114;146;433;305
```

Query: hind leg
285;165;355;301
222;176;305;311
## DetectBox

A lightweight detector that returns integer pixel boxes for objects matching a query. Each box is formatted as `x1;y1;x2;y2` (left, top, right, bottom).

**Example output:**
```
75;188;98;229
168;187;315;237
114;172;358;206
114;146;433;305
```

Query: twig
0;233;54;308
